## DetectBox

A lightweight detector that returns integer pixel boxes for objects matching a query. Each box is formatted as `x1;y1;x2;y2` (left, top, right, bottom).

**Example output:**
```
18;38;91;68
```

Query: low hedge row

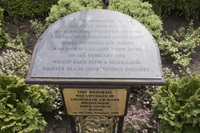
0;8;9;48
0;0;58;18
144;0;200;19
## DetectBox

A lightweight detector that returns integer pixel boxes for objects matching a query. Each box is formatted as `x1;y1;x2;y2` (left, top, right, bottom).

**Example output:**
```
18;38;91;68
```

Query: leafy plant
159;21;200;70
45;0;102;26
0;8;10;48
143;0;176;17
152;75;200;133
129;86;157;110
0;0;58;18
43;85;64;120
0;48;63;119
176;0;200;20
30;20;47;38
0;49;30;78
144;0;200;20
0;50;64;120
0;8;3;23
0;75;52;133
123;105;158;133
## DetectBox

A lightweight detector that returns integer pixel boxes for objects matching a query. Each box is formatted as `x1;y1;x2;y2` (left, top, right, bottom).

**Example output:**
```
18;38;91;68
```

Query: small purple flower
124;105;158;132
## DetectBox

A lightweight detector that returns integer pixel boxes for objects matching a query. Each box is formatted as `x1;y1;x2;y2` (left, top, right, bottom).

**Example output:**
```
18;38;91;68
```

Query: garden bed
1;14;200;133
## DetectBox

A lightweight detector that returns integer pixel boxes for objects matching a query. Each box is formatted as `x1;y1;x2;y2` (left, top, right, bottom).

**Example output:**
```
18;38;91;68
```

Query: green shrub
0;8;10;49
159;21;200;69
176;0;200;20
30;19;47;38
45;0;102;26
0;75;52;133
0;49;30;78
152;75;200;133
0;49;64;120
109;0;163;40
0;8;3;23
0;8;4;48
143;0;176;17
144;0;200;19
0;0;58;18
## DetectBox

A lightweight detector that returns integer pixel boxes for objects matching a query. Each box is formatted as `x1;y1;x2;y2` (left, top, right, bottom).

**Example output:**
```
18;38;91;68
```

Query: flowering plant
0;49;30;78
123;105;158;133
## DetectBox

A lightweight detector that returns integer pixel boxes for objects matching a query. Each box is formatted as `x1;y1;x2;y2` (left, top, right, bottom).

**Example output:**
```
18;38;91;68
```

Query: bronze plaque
62;88;127;116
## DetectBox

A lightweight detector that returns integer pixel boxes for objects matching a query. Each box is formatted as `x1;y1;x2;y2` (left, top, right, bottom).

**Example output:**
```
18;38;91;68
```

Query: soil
2;15;200;133
42;112;72;133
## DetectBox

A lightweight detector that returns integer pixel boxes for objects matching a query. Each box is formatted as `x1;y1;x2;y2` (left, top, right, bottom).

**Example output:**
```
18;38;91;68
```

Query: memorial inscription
26;10;165;133
63;88;127;116
26;9;164;85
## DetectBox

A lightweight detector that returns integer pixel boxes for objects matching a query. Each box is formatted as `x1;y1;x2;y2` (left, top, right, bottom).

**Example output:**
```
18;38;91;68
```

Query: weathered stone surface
26;9;164;85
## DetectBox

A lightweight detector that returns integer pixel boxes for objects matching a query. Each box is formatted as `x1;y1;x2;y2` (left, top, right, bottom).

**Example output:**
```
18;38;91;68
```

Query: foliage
4;29;31;53
0;8;10;49
0;8;28;49
0;8;4;48
0;48;63;119
144;0;200;19
123;105;158;133
45;0;102;26
176;0;200;20
0;8;3;23
0;49;63;119
152;75;200;133
0;75;52;133
159;21;200;69
143;0;176;17
0;0;58;18
142;86;158;108
109;0;163;40
43;85;64;120
44;85;63;110
163;67;179;80
5;38;25;52
0;49;30;78
30;20;47;38
129;86;156;110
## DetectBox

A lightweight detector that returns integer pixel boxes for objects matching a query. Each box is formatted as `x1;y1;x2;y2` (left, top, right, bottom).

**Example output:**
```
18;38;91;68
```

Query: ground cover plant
123;105;158;133
0;50;30;78
159;21;200;72
0;75;52;133
152;75;200;133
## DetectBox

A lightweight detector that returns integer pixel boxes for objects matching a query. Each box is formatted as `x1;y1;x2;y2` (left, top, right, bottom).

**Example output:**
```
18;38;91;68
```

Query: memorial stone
26;9;164;85
26;9;165;133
